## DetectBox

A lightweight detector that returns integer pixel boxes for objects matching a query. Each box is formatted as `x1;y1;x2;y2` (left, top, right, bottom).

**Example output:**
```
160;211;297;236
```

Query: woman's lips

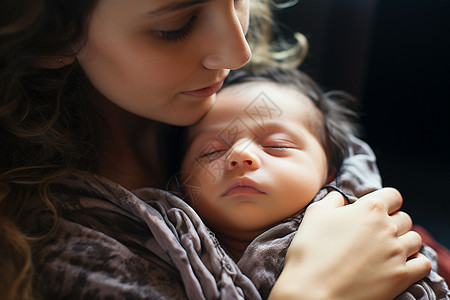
182;80;224;98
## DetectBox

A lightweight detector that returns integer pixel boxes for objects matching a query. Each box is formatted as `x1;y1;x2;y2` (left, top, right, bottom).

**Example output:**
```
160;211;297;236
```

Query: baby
177;67;449;299
180;67;357;260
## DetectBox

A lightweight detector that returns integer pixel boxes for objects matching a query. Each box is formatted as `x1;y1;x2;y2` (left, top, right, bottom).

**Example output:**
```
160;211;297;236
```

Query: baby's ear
326;168;337;184
31;56;75;69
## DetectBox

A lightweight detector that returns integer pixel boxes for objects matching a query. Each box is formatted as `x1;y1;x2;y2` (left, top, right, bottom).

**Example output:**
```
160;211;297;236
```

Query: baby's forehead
217;80;316;110
187;80;322;139
225;79;310;95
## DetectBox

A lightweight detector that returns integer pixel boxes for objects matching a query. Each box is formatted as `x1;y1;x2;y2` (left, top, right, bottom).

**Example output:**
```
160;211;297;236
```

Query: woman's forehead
93;0;210;18
143;0;212;17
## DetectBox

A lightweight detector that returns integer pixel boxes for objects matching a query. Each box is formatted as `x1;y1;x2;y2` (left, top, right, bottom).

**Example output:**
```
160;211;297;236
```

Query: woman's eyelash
159;16;197;41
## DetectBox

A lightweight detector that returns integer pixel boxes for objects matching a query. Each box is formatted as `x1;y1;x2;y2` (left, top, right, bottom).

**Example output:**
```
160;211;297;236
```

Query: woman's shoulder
32;216;188;299
28;172;188;298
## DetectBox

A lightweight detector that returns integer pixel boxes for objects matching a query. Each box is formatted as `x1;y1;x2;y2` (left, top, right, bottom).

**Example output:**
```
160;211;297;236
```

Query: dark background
274;0;450;247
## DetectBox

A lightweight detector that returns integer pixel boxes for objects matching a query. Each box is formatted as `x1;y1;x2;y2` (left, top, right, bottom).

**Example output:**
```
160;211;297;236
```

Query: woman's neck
93;94;164;190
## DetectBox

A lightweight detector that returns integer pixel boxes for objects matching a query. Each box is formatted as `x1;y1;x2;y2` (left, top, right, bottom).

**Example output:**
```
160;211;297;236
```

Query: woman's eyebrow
145;0;210;17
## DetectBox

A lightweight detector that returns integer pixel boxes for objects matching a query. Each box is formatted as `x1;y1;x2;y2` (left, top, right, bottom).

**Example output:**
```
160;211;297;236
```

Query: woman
0;0;430;299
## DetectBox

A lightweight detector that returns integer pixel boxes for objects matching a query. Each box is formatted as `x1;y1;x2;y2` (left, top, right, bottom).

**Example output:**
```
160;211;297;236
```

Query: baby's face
181;81;331;237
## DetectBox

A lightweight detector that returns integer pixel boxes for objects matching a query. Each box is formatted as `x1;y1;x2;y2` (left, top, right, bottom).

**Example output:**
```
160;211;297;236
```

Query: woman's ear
31;56;75;69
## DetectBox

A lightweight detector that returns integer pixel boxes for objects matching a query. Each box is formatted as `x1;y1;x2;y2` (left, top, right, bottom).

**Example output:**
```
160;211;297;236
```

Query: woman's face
77;0;251;126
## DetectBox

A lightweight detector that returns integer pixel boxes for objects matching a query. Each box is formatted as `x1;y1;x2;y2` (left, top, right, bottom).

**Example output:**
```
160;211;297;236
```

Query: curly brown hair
1;1;98;298
247;0;308;72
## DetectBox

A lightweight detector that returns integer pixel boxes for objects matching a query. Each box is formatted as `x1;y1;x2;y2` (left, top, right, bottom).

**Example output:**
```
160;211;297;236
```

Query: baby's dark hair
223;67;360;173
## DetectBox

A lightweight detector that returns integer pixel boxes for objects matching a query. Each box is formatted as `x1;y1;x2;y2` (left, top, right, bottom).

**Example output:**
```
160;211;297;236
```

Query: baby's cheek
197;157;227;182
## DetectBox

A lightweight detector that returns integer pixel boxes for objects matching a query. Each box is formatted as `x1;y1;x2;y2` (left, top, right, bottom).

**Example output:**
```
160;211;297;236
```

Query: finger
399;230;423;258
383;188;403;215
405;252;432;283
314;191;347;209
359;187;403;215
390;211;413;236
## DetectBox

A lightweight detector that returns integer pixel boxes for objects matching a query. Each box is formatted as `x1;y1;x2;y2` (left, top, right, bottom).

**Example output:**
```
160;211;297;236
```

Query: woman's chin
168;98;216;126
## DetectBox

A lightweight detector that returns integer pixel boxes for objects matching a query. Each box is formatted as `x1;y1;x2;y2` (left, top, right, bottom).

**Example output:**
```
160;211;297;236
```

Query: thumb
316;191;347;209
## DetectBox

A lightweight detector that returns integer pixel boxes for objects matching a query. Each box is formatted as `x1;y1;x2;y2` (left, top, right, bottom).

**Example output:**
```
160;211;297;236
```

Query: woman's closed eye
159;16;197;41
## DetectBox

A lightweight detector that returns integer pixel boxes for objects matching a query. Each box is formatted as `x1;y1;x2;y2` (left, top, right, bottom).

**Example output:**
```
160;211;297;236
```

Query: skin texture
75;0;251;189
77;0;251;126
181;81;333;258
270;189;431;300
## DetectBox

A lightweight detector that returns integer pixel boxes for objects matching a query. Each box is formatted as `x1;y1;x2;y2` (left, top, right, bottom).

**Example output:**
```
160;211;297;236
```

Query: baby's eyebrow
186;127;222;151
187;123;229;143
258;121;310;143
144;0;210;17
258;121;301;136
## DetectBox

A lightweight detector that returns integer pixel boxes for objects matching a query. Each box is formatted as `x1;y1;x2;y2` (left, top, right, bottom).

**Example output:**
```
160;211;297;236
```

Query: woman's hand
269;188;432;300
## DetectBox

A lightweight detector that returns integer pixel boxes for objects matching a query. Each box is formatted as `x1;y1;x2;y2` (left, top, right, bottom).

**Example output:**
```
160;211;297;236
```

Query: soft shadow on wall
275;0;450;248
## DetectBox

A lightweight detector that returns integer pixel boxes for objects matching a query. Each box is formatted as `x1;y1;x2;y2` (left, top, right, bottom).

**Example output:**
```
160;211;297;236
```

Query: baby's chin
207;218;278;240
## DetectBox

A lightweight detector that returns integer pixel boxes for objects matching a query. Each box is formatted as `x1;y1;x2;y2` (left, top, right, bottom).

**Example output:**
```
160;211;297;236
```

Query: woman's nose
202;3;251;70
226;142;260;171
